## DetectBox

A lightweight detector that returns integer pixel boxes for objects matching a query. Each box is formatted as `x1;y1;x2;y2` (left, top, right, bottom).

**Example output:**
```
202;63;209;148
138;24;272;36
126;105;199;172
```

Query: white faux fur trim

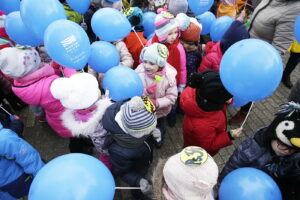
61;98;113;137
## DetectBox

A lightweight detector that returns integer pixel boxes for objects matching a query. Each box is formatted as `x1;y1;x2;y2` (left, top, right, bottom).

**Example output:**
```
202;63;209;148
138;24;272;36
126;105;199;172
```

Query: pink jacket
135;63;178;118
146;39;187;86
12;64;76;138
198;42;223;72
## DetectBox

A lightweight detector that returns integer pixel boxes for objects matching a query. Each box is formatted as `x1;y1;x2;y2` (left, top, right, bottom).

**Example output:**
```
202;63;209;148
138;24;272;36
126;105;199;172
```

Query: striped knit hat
121;96;157;138
155;11;179;42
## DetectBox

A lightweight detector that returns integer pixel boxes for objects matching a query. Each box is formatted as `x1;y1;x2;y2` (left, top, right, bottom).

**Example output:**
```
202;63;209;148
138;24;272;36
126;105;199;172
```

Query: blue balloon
188;0;214;15
220;39;283;101
0;0;20;14
4;11;43;46
196;11;216;35
66;0;91;14
29;153;115;200
88;41;120;73
219;168;282;200
103;66;144;102
142;12;157;38
20;0;66;41
44;20;90;70
210;16;233;42
91;8;131;42
294;15;300;44
230;96;249;107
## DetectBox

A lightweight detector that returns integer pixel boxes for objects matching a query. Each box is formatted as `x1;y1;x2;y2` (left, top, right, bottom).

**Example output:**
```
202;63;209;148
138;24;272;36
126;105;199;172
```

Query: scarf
151;34;181;83
145;66;166;95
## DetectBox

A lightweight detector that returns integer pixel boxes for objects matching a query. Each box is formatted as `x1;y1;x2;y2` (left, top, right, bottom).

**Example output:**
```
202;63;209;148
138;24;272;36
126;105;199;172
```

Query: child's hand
230;128;243;139
237;10;246;22
152;128;162;143
10;115;20;120
146;84;157;95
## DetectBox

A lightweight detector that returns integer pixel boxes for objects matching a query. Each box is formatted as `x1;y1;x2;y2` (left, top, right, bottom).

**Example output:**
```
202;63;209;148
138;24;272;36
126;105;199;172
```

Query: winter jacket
249;0;300;55
102;101;153;187
0;123;44;187
135;64;178;118
115;40;134;68
219;127;300;200
123;32;147;69
180;87;232;156
12;64;76;138
0;72;12;98
186;49;202;78
60;97;113;154
147;38;187;86
198;42;223;72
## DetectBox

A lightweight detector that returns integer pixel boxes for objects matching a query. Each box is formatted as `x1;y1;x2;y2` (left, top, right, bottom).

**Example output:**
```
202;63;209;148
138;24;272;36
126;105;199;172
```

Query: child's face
166;27;179;45
271;140;295;157
144;61;159;74
180;39;198;52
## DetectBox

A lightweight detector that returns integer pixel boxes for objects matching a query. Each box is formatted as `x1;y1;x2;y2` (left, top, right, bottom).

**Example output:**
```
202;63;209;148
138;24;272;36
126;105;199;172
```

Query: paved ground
16;54;299;199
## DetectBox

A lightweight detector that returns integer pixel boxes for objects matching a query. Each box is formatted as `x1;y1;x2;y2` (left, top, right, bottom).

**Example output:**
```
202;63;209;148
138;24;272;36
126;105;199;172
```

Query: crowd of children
0;0;300;199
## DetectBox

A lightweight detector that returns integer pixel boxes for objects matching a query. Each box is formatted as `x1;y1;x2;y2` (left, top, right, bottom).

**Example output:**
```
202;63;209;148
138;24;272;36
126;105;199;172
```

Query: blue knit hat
220;20;249;54
121;96;157;138
124;7;143;28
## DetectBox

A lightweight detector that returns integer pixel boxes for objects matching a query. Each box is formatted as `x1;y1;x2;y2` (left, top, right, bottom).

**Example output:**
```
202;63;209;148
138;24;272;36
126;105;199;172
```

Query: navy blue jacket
102;101;153;187
219;128;300;200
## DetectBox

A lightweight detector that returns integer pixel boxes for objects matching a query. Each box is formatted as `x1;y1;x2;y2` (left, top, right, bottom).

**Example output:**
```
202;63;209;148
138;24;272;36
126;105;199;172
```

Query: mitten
152;128;162;143
139;178;153;194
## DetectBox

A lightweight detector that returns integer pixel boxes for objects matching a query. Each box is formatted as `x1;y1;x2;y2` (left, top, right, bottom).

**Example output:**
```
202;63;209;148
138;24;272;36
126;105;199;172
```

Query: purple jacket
12;64;75;138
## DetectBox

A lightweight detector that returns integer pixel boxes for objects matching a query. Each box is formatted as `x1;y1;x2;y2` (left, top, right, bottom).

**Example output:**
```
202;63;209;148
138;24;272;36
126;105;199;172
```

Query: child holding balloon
180;70;242;156
147;10;187;127
135;43;178;146
219;102;300;200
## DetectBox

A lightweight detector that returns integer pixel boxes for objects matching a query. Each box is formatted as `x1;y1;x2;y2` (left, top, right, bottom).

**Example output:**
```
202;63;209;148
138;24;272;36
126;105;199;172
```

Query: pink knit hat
154;11;179;42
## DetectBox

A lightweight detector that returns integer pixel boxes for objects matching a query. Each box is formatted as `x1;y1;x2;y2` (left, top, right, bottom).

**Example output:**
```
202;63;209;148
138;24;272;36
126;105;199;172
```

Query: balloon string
132;27;145;48
0;104;12;116
115;187;142;190
240;102;253;128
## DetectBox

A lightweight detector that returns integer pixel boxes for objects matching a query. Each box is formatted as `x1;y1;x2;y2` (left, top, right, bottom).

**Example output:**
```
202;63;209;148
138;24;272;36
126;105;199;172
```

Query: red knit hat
177;13;202;43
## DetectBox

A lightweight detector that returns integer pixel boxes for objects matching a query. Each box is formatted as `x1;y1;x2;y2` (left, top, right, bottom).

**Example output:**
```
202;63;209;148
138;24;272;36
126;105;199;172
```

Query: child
219;102;300;200
180;70;242;156
282;41;300;89
123;7;148;69
152;146;219;200
102;96;161;199
0;121;44;200
50;73;113;167
135;43;178;146
0;47;92;153
177;13;202;79
147;0;168;12
198;20;249;72
148;10;187;126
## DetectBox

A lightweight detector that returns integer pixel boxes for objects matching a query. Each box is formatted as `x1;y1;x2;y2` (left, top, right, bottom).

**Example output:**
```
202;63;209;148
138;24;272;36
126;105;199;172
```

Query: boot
282;75;293;89
229;110;247;125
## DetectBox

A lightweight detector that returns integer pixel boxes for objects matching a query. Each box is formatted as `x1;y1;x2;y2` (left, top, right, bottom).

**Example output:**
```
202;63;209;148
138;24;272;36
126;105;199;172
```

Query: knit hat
101;0;123;10
168;0;188;15
188;70;233;112
264;102;300;149
123;7;143;29
220;20;249;53
0;47;41;79
50;73;101;110
163;146;218;200
177;13;202;43
155;11;179;42
140;43;169;67
121;96;157;138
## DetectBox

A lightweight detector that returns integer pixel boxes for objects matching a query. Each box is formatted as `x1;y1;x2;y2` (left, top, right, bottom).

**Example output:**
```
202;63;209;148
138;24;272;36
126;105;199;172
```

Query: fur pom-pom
128;96;145;112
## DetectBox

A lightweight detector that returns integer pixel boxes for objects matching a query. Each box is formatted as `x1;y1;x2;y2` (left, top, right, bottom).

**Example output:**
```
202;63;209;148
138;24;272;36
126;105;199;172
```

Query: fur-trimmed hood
61;97;113;137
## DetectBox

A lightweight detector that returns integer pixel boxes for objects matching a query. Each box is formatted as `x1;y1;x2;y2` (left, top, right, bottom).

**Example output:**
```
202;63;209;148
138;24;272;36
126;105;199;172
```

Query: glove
149;98;157;107
177;84;186;93
139;178;152;194
146;84;157;95
152;128;162;143
80;22;88;31
228;127;243;140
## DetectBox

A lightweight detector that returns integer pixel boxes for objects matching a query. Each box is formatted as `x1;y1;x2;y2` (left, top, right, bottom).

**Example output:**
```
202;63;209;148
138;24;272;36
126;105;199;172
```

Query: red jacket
198;41;223;72
180;87;232;156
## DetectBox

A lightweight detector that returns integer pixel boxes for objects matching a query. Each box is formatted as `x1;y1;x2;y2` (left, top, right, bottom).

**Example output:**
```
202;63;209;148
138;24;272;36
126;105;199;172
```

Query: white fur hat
101;0;123;10
0;47;41;79
163;146;218;200
50;73;101;110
